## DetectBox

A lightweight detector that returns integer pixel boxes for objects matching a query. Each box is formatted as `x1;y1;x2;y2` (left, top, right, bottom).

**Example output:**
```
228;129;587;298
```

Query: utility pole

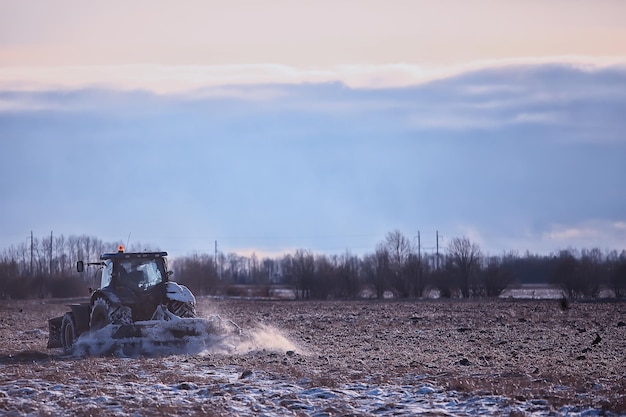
417;230;422;265
214;240;219;279
436;230;440;270
30;231;33;276
50;231;53;276
417;230;422;297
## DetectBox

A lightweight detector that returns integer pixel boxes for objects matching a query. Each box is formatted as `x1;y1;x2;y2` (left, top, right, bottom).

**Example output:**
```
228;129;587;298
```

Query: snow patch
1;371;612;416
23;329;47;336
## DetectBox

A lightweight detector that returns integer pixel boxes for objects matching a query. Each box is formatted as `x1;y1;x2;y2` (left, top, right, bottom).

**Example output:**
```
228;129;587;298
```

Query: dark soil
1;297;625;414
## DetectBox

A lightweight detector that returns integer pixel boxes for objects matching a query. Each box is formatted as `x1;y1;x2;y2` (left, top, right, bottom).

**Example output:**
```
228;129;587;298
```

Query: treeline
0;234;157;299
1;231;626;300
175;231;626;300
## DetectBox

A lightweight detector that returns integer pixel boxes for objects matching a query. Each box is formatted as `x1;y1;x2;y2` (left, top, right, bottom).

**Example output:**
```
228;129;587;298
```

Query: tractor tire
168;301;197;318
90;298;132;330
61;313;77;354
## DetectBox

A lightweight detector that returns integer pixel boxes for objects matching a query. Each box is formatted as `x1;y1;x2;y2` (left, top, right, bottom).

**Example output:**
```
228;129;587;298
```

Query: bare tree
405;253;424;298
383;230;413;266
551;249;608;299
447;237;482;298
172;253;218;295
249;252;259;283
610;250;626;298
312;254;336;299
578;248;606;298
380;230;414;297
550;250;582;298
290;250;315;299
225;252;245;282
336;251;361;298
481;257;512;297
261;258;278;284
363;248;391;299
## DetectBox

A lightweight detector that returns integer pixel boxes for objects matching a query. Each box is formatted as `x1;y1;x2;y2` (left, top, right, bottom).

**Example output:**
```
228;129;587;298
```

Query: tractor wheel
169;301;197;318
90;298;111;331
61;313;77;354
90;298;132;330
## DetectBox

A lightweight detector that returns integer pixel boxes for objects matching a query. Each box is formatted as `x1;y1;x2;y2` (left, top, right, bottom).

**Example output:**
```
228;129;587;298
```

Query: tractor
48;246;235;355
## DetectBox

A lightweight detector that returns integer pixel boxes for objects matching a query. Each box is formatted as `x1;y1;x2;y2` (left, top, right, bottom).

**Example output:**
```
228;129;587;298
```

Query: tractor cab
90;246;171;321
100;252;169;292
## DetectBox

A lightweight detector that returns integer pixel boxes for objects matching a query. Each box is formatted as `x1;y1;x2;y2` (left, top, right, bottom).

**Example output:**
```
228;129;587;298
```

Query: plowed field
1;298;625;415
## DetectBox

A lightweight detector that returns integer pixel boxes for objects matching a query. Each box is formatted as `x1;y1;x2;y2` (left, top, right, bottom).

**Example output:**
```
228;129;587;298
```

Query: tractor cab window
100;260;113;288
117;258;166;291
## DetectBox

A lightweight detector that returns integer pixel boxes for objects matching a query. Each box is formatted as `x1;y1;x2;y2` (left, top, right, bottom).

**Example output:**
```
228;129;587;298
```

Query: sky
1;0;625;259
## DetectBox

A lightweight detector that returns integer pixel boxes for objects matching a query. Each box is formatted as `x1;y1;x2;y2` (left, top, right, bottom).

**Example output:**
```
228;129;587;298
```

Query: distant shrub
430;269;458;298
481;263;512;298
550;250;605;299
610;259;626;298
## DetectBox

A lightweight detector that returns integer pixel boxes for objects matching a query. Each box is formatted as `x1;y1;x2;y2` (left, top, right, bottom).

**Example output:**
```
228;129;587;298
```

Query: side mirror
167;271;174;278
77;261;84;273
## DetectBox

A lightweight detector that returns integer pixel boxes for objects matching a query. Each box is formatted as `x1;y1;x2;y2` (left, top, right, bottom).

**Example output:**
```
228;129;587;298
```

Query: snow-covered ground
1;362;609;416
1;298;625;416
